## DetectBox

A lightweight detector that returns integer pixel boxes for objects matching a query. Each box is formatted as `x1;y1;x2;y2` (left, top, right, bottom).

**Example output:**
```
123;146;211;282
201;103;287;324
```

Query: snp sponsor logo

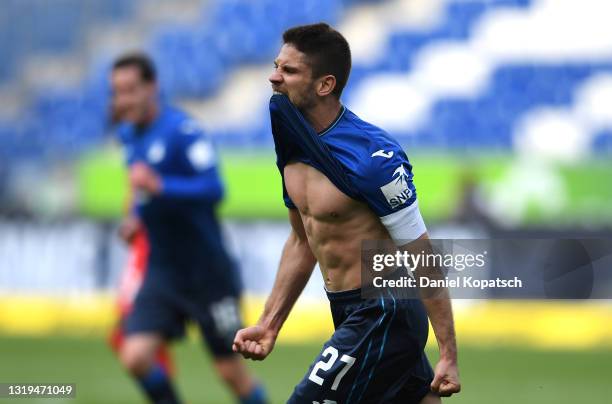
147;141;166;164
380;165;413;209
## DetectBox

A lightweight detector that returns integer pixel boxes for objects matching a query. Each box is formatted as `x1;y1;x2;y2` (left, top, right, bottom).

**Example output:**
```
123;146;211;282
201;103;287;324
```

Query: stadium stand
1;0;611;161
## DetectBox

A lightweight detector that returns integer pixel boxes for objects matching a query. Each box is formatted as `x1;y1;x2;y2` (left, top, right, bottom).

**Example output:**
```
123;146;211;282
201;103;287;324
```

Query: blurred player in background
233;23;460;403
110;52;267;404
109;224;176;381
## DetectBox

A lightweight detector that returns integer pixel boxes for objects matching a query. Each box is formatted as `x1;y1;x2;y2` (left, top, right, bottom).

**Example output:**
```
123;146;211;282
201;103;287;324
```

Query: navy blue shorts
124;273;242;358
288;288;434;403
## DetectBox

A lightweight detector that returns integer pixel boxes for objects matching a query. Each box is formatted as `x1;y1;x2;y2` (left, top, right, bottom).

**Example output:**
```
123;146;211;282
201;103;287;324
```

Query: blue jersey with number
270;94;426;243
117;105;237;291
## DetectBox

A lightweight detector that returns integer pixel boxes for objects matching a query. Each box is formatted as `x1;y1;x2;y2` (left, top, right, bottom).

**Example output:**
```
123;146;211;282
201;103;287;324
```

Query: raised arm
233;208;317;360
160;167;224;202
402;233;461;397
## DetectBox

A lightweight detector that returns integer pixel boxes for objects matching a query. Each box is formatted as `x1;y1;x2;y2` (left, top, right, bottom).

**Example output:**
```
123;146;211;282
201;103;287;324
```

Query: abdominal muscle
284;162;390;291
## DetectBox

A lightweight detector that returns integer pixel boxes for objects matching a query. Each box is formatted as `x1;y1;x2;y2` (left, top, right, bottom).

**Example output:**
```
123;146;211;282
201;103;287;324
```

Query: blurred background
0;0;611;403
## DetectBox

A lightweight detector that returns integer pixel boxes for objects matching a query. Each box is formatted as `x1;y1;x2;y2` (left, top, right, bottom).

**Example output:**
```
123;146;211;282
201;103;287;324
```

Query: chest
284;162;360;221
126;131;179;172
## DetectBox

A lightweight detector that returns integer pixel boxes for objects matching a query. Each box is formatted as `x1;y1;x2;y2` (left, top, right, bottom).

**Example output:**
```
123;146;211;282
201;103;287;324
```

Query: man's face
110;66;155;125
269;44;318;111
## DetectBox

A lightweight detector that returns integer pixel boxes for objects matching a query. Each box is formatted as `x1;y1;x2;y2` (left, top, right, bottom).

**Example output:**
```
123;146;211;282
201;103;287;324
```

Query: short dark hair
112;52;156;83
283;23;351;98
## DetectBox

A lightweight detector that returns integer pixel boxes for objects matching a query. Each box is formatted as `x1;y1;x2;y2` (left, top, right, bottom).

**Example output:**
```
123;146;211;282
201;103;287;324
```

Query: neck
139;101;160;128
303;97;342;133
145;102;160;124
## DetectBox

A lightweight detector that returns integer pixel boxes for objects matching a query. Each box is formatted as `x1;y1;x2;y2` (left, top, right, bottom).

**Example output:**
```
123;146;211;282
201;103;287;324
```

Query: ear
316;75;336;97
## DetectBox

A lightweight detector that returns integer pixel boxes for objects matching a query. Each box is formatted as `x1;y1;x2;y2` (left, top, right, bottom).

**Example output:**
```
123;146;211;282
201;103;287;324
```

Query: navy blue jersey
271;95;426;243
117;105;236;291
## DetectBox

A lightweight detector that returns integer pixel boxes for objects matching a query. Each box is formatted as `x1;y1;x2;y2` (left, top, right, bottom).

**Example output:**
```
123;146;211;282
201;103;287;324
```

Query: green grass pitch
0;335;610;403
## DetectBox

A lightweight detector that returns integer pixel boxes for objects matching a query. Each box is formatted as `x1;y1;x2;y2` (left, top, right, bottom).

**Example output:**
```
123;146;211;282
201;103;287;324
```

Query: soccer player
233;24;461;403
109;209;175;384
110;53;267;404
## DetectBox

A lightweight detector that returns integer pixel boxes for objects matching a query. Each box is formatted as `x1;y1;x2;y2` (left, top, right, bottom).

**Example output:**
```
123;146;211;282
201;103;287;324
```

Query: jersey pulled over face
272;96;427;291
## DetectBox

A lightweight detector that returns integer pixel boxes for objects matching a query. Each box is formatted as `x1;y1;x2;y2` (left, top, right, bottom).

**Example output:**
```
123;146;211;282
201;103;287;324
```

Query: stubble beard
291;84;318;115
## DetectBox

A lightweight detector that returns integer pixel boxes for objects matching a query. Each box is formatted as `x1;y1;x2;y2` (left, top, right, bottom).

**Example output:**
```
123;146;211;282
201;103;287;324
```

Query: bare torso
284;162;390;291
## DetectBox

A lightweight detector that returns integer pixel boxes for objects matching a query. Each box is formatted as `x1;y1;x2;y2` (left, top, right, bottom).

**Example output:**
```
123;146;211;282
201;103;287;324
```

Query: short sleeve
175;118;217;172
282;178;296;209
352;147;426;243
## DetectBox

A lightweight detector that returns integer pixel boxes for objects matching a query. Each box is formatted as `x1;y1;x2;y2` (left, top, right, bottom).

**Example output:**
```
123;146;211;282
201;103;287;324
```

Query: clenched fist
232;325;277;361
130;162;162;195
431;357;461;397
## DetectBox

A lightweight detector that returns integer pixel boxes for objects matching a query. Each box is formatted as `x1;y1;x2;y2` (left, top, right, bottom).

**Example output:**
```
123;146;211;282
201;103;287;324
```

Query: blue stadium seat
492;0;532;7
443;1;487;38
419;98;514;149
150;26;226;98
202;0;342;65
592;130;612;155
93;0;136;22
393;64;612;149
383;2;489;73
0;9;17;84
10;0;612;157
81;60;114;119
381;0;531;75
25;0;84;53
30;90;106;154
0;117;48;160
491;65;599;107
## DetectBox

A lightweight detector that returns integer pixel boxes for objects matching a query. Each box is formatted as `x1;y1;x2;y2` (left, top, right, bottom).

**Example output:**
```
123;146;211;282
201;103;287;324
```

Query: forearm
421;293;457;361
406;234;458;362
259;232;317;335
